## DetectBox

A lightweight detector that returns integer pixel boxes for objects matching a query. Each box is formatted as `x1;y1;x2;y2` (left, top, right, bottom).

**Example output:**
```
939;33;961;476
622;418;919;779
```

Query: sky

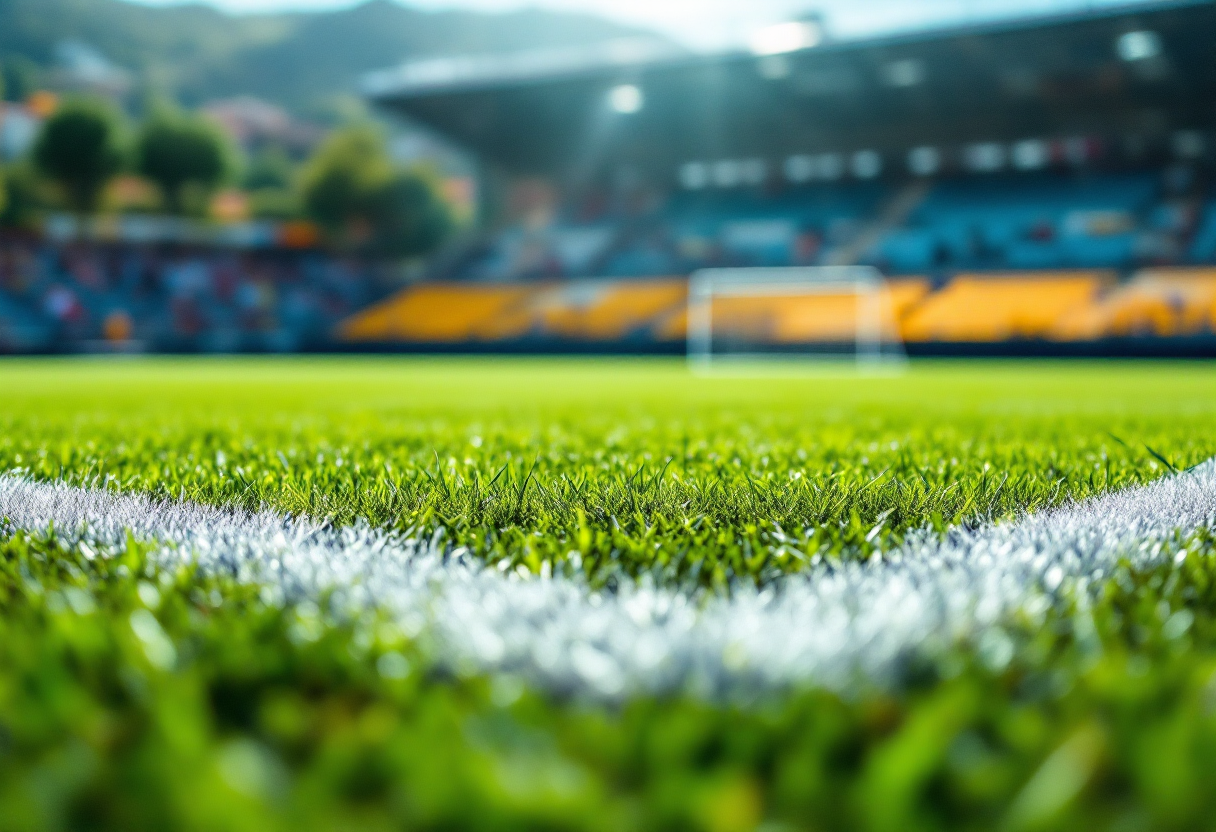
126;0;1149;50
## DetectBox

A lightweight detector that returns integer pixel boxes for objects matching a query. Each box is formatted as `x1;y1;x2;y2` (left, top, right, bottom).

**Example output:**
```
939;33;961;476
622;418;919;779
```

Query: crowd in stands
444;168;1212;282
447;183;886;282
5;167;1216;354
342;166;1216;349
0;235;389;353
874;173;1194;272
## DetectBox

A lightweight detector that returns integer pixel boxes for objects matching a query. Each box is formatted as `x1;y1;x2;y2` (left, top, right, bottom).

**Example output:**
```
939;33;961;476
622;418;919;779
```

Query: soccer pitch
2;357;1216;830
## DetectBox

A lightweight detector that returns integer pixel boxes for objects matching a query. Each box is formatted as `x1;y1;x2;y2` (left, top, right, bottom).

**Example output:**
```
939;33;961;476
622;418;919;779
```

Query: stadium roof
361;36;686;99
366;0;1216;181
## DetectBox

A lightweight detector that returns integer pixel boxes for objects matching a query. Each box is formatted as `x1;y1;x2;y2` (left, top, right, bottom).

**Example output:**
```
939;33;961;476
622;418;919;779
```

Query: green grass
2;358;1213;586
2;357;1216;831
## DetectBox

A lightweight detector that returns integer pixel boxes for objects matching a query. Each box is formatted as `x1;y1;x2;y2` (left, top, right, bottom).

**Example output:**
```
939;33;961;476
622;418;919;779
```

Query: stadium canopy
365;0;1216;186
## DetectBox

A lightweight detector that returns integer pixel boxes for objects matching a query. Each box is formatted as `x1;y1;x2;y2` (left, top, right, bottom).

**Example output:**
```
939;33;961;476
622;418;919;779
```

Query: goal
686;266;908;371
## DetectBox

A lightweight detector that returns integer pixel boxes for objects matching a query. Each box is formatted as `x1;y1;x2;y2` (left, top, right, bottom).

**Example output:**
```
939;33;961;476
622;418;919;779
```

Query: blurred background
0;0;1212;356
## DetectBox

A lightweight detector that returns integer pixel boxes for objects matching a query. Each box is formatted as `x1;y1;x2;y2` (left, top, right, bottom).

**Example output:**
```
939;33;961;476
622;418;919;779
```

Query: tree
32;99;124;215
369;169;454;258
299;125;452;256
243;144;295;191
0;163;44;230
135;110;232;215
298;125;390;245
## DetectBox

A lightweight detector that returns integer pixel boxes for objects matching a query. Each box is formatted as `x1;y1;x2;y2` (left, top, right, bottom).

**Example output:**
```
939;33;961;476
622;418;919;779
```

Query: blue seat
1005;241;1064;270
1061;234;1137;268
879;172;1159;271
1189;203;1216;263
879;230;937;272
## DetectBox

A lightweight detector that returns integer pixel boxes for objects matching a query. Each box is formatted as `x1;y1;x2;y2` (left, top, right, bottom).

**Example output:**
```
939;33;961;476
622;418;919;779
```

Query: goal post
687;266;908;371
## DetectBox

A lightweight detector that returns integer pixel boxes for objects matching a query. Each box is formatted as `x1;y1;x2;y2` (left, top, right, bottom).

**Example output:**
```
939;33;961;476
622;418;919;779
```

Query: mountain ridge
0;0;656;113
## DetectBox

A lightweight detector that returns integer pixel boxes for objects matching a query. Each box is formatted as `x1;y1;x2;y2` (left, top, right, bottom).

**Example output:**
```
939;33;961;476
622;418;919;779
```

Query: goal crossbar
687;266;904;370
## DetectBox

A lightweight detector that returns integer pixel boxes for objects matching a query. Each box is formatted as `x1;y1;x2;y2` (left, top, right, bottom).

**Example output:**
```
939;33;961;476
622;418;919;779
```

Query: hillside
0;0;652;112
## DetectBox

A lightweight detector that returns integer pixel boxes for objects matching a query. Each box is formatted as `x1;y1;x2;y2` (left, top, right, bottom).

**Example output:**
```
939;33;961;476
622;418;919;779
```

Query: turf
1;358;1213;586
2;357;1216;831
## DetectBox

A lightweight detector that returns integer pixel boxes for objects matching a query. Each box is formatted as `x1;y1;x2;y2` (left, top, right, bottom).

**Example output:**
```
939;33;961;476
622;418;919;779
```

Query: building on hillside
201;97;325;156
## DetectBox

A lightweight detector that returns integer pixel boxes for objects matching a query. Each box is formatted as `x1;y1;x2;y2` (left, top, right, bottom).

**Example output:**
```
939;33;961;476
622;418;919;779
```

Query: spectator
0;236;389;353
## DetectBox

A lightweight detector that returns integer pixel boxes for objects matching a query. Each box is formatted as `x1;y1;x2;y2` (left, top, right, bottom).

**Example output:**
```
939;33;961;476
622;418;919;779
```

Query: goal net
687;266;909;371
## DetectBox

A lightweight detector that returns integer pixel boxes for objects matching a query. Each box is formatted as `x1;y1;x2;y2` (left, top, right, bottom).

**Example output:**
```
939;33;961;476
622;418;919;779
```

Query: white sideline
1;463;1215;698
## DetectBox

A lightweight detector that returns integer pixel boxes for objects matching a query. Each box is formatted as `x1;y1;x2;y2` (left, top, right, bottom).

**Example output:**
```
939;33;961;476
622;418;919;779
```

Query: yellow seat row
339;279;688;343
339;269;1216;345
1051;268;1216;340
338;284;535;342
900;272;1111;342
659;280;930;342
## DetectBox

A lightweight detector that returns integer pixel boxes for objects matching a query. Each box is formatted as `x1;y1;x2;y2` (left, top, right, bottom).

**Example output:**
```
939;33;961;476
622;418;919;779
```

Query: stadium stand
1051;268;1216;340
0;237;381;353
663;185;888;272
337;266;1216;348
1190;203;1216;263
445;172;1187;286
448;184;889;282
869;173;1157;273
663;279;929;344
9;166;1210;354
529;279;686;340
4;3;1215;356
900;272;1111;342
453;225;617;282
342;277;936;345
340;279;688;343
333;1;1216;356
339;284;535;343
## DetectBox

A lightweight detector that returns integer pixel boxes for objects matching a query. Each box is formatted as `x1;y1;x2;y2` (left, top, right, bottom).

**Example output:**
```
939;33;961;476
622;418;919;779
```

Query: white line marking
2;463;1215;698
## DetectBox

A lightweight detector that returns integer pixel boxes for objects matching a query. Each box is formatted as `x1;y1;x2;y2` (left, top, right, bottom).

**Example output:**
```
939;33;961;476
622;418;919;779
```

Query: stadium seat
531;279;687;340
467;278;690;341
669;184;887;270
658;279;929;343
1051;268;1216;340
879;230;938;273
877;173;1157;272
901;272;1110;342
1189;203;1216;263
338;279;692;343
338;284;536;342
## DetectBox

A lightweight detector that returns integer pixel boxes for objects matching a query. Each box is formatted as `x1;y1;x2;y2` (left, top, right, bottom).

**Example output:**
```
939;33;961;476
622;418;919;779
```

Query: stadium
2;1;1216;830
338;0;1216;357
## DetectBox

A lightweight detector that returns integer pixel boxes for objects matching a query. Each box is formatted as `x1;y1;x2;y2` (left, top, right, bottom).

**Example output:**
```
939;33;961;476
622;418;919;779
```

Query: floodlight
679;162;709;190
907;146;941;176
749;21;822;57
964;142;1007;173
851;150;882;179
1012;139;1050;170
607;84;644;114
712;160;743;188
1116;30;1161;62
